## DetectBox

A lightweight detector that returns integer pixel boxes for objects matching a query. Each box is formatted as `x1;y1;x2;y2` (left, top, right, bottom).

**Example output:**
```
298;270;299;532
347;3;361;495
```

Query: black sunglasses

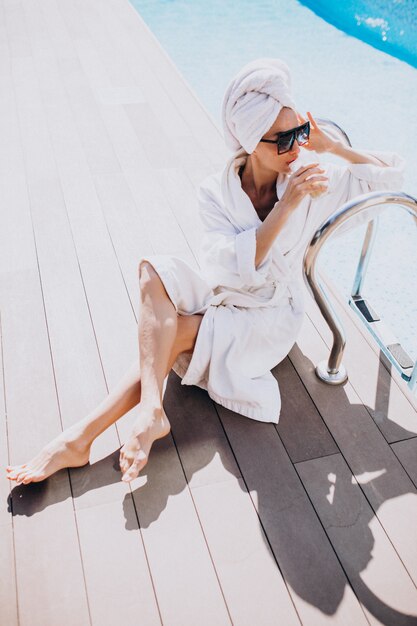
259;121;310;154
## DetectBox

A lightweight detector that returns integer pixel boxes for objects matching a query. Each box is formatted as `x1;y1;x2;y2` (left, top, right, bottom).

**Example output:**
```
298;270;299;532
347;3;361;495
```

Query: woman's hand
297;111;335;154
279;162;329;213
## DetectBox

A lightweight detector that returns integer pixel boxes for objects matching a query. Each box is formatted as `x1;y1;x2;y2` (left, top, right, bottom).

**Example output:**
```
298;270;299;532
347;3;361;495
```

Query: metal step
349;296;415;377
353;298;380;323
387;343;414;370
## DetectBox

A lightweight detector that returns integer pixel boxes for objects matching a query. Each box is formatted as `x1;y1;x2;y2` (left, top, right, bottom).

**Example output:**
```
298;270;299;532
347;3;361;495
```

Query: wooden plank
157;168;211;260
0;9;90;616
305;273;417;442
216;404;367;624
3;0;32;59
123;101;181;170
1;238;90;626
296;453;417;624
123;165;195;262
0;314;18;626
0;313;13;526
164;373;302;625
78;0;192;140
73;36;146;106
60;59;122;176
37;0;78;63
289;310;417;586
8;7;159;624
72;0;147;107
85;0;227;187
163;374;241;489
391;437;417;489
97;103;150;173
74;0;219;246
121;421;233;625
193;480;300;626
92;172;154;311
53;0;89;41
22;6;235;624
102;0;228;164
49;170;139;385
273;357;339;463
75;6;298;619
37;3;121;177
22;2;138;381
22;1;146;350
0;522;18;626
76;499;161;626
16;7;164;624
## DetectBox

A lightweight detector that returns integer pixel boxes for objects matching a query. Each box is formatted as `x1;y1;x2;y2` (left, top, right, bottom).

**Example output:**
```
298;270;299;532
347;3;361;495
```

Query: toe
14;470;29;483
119;455;129;475
121;465;137;482
120;449;136;475
121;470;134;482
7;464;25;472
7;471;20;481
122;458;146;482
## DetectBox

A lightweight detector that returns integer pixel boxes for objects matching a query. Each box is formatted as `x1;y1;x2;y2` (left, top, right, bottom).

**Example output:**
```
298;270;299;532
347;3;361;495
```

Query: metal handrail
313;117;352;148
303;119;417;392
303;191;417;386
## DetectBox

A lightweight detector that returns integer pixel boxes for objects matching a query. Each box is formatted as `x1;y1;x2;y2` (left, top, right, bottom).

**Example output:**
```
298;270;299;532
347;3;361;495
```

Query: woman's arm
198;184;276;290
198;170;320;287
293;112;406;243
327;141;390;167
255;162;328;268
298;111;390;167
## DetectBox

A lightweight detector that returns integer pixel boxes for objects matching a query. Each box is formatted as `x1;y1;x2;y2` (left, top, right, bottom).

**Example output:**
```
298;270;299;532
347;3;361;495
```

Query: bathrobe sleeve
317;149;406;238
197;184;274;290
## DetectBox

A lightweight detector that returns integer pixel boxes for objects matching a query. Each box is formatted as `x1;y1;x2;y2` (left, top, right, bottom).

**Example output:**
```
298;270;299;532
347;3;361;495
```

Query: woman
6;58;405;485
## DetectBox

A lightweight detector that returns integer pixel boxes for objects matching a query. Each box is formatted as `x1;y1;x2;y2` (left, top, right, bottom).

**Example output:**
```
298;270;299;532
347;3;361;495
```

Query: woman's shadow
7;346;417;625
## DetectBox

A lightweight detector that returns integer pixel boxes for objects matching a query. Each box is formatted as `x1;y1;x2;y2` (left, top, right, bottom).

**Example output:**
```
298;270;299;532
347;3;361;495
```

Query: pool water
130;0;417;362
300;0;417;69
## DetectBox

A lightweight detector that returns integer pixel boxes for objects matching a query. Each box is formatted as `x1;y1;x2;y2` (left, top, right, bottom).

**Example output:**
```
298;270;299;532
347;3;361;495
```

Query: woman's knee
139;260;154;281
138;261;163;292
138;260;178;313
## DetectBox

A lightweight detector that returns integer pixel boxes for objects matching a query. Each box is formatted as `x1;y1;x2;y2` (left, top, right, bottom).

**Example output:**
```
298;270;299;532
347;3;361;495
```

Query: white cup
288;153;328;199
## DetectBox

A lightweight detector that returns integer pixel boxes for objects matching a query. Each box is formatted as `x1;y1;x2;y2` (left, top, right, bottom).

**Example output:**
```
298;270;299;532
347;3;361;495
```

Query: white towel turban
221;58;297;154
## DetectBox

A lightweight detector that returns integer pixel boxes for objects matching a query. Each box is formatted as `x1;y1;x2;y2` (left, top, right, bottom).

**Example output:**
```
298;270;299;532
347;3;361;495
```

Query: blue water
300;0;417;69
130;0;417;363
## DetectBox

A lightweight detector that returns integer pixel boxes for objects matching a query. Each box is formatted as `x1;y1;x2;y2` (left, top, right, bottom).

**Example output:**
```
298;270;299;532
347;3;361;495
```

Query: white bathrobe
140;148;405;423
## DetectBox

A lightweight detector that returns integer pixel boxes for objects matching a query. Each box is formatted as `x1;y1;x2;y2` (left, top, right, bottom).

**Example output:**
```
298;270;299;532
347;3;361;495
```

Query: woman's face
252;107;301;174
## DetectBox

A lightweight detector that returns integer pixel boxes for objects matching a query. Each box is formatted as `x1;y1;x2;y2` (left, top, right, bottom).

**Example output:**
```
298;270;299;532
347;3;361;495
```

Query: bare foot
6;427;91;485
119;406;171;482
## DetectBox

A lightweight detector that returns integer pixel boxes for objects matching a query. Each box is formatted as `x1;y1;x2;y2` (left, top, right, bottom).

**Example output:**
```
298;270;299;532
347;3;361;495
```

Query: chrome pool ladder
303;118;417;393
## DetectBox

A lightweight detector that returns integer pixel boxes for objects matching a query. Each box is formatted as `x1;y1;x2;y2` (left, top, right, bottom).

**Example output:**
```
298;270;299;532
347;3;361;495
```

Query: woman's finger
306;111;319;130
296;163;324;180
299;178;328;191
292;162;321;177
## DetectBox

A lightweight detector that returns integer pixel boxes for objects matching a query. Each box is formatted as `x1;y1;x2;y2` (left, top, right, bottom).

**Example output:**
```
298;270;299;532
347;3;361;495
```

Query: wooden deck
1;1;417;624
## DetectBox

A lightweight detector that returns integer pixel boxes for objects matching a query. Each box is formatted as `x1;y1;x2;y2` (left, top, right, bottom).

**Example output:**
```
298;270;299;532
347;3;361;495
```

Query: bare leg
119;261;181;482
7;262;203;484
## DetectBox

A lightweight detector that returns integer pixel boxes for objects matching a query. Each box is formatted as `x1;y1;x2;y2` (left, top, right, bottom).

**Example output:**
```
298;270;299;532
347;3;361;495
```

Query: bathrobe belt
207;275;301;310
